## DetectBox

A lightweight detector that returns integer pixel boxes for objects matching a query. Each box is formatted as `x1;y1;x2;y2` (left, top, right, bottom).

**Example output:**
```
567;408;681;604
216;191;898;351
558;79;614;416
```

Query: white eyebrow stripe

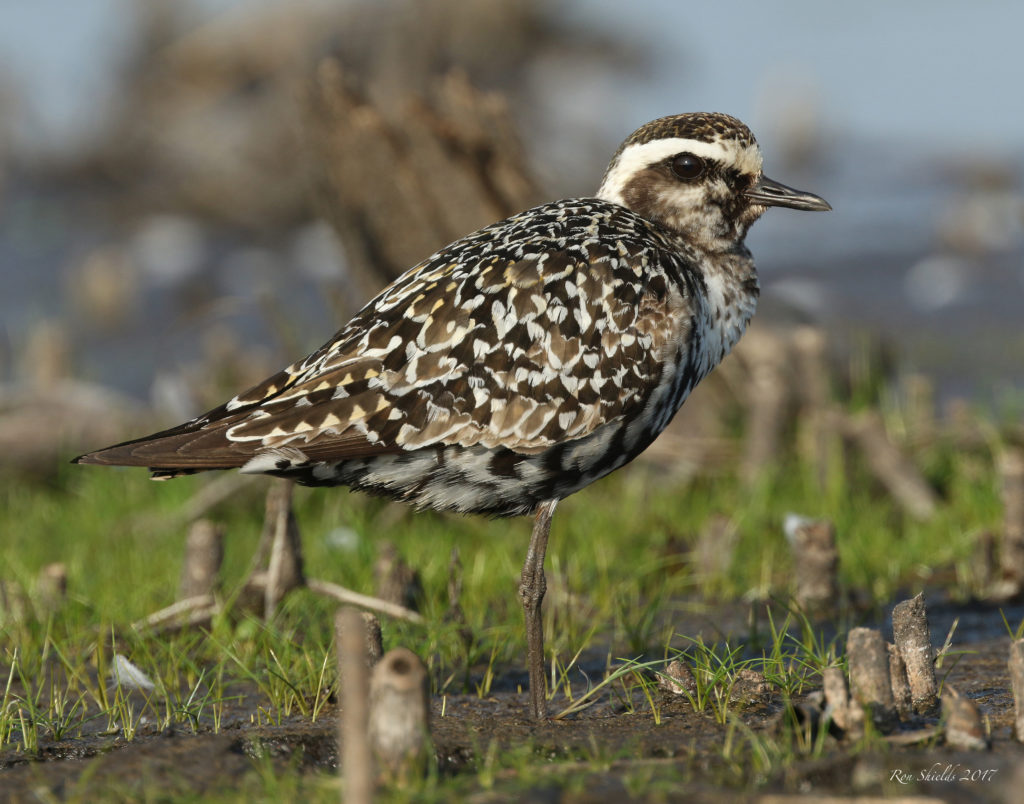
597;137;763;205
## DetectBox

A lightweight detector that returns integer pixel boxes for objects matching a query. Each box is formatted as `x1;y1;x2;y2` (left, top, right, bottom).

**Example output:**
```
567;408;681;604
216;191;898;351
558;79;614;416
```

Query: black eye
671;153;705;180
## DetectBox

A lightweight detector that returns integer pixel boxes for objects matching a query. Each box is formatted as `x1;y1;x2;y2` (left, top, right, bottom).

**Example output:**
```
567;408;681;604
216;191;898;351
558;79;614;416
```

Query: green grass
0;386;1015;799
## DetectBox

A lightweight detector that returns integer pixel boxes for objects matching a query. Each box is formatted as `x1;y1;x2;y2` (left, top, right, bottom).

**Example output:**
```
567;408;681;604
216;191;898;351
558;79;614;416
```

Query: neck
698;249;759;362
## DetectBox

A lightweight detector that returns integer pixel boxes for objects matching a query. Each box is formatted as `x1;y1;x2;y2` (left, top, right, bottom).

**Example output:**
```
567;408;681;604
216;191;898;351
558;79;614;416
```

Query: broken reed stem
36;562;67;616
1009;639;1024;742
791;326;833;489
446;546;474;658
822;665;861;736
336;609;385;668
846;627;896;729
263;479;305;619
783;515;838;617
375;541;422;611
841;410;939;521
822;667;847;716
971;529;997;595
307;578;424;624
740;331;788;486
0;580;28;624
891;592;938;714
694;514;739;582
337;607;373;804
941;686;987;750
1000;448;1024;589
179;519;223;600
134;594;218;631
306;60;539;299
903;373;936;445
362;613;384;666
888;642;912;719
241;478;423;624
368;647;432;784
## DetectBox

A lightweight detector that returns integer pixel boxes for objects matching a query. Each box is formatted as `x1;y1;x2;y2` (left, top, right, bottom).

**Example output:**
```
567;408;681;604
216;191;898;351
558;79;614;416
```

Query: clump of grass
554;655;667;720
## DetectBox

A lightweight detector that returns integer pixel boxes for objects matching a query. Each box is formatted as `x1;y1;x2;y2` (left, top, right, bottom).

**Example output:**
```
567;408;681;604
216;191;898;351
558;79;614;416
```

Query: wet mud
4;603;1024;802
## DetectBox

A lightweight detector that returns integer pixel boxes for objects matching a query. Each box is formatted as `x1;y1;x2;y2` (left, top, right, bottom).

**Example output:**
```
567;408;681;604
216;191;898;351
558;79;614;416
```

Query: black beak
745;176;831;212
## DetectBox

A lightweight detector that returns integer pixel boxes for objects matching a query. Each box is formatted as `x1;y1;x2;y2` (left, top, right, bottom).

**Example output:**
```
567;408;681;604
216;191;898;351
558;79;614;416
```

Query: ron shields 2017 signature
890;763;998;784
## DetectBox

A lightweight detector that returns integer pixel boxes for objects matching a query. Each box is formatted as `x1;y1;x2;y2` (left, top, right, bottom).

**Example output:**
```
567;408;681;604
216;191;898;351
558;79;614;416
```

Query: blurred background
1;0;1022;469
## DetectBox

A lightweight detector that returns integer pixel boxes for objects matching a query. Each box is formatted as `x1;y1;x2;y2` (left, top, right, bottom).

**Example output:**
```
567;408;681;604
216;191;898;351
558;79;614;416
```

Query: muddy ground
4;601;1024;802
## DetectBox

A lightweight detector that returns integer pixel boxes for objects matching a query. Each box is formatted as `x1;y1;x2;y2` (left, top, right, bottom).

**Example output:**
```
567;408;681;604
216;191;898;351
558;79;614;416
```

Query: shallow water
1;3;1022;412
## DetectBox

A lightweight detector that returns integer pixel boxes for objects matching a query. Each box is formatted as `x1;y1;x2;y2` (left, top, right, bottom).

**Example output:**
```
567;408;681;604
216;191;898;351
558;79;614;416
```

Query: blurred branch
304;62;542;300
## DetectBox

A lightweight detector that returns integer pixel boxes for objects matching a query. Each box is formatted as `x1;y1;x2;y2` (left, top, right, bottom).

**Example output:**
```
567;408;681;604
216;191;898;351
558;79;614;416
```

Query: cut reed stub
903;373;936;445
970;529;997;596
841;410;939;521
1008;639;1024;743
262;479;305;619
891;592;938;715
888;642;912;720
336;607;373;804
791;326;834;490
942;686;988;751
37;562;68;615
846;627;896;730
739;329;788;486
999;448;1024;592
336;609;384;668
368;647;433;784
0;579;28;625
179;519;224;600
375;541;423;612
693;514;739;582
822;665;862;737
784;514;839;618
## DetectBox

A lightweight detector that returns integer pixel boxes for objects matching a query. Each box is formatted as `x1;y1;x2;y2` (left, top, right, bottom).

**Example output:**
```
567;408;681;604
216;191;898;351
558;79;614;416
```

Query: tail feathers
72;423;254;474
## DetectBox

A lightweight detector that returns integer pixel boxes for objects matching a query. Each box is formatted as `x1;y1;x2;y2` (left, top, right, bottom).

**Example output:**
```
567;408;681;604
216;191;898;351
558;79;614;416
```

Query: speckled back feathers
75;113;784;516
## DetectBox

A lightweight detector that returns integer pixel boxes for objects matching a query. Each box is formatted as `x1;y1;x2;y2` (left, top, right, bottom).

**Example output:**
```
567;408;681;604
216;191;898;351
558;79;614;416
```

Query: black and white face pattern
596;113;766;249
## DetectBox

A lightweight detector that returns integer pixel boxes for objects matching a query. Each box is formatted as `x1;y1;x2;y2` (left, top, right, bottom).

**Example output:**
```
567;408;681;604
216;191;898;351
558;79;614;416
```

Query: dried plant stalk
942;686;987;750
1009;639;1024;742
740;330;789;485
847;627;896;729
784;515;839;617
337;607;373;804
305;62;540;305
1000;448;1024;589
891;593;938;714
841;411;938;521
179;519;224;600
888;642;912;719
368;647;432;784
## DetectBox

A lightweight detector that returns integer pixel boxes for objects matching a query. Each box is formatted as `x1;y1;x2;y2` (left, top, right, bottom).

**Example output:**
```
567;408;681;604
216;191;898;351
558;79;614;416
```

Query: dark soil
4;604;1024;802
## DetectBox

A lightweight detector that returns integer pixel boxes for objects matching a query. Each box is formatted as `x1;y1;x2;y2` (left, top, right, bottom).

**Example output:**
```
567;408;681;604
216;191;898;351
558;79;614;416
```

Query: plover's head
597;112;830;249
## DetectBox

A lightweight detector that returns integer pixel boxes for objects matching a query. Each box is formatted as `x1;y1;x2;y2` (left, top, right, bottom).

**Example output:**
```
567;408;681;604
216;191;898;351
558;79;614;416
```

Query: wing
74;200;690;472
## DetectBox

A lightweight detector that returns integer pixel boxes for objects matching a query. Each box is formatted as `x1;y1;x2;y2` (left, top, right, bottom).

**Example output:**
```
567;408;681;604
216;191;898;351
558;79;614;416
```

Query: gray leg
519;499;557;720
